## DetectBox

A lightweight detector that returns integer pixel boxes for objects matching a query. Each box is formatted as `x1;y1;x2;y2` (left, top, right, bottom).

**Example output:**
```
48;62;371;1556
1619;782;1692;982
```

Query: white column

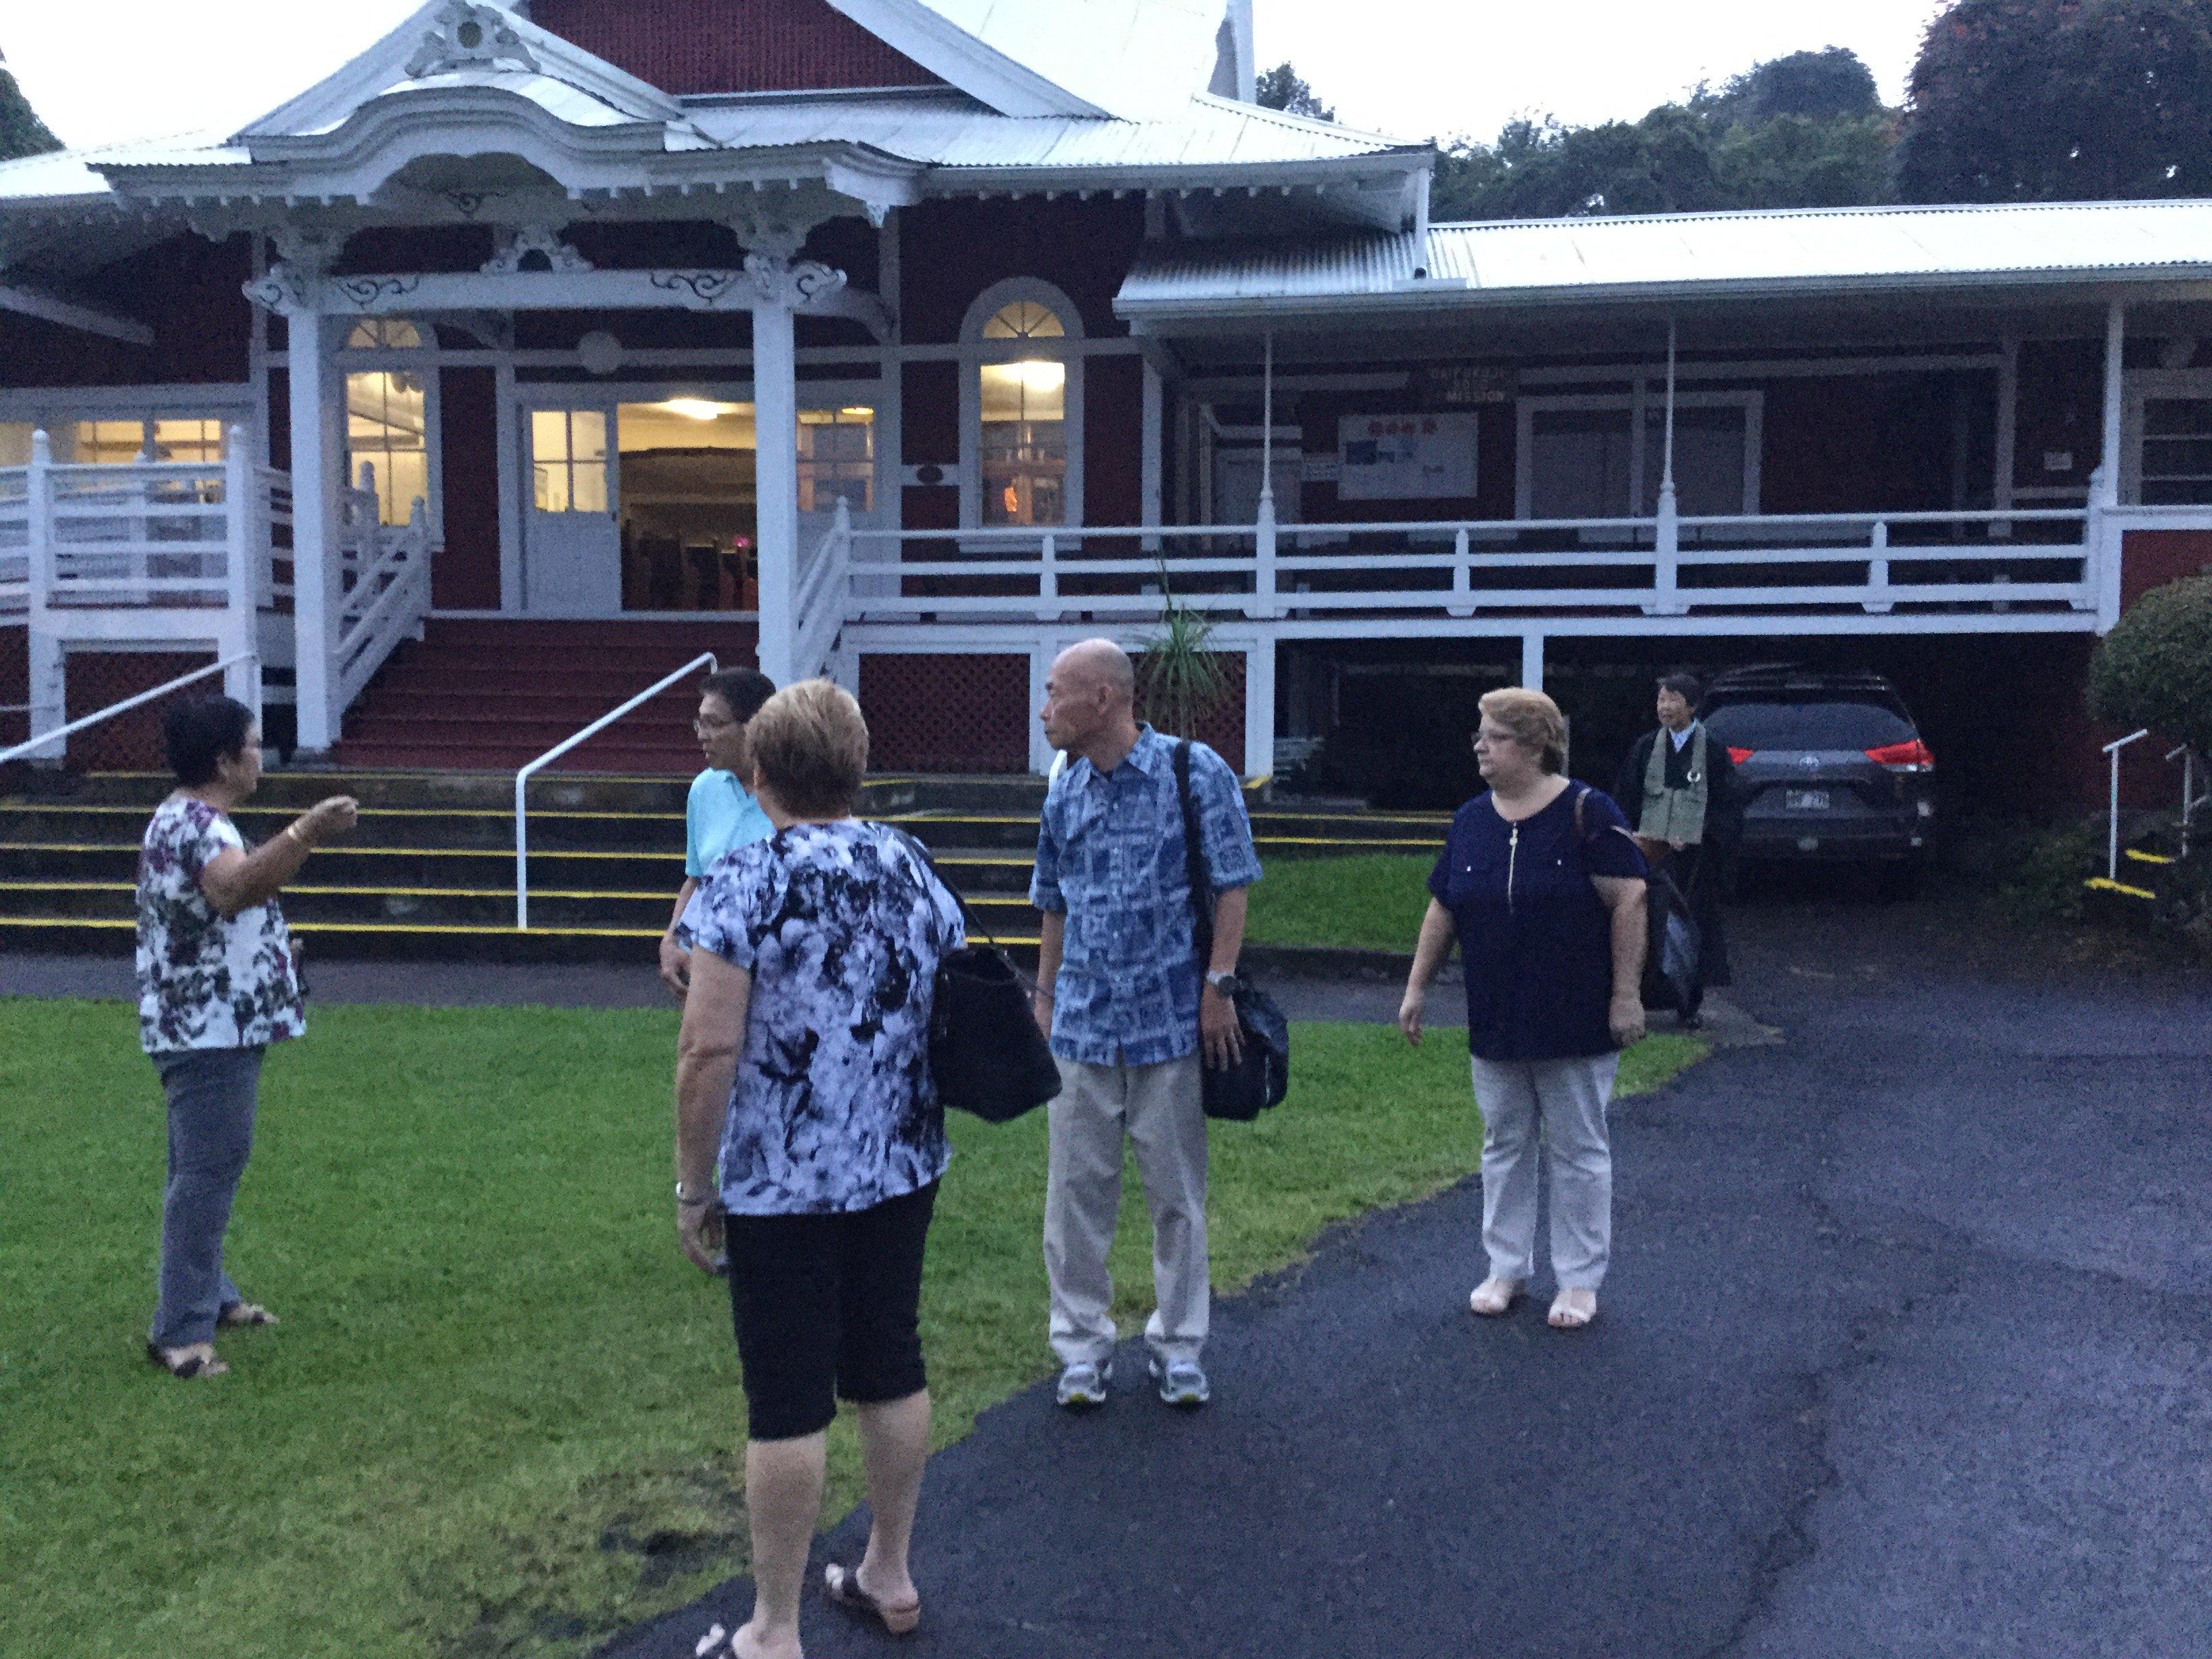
289;311;344;751
1993;333;2020;531
222;424;261;718
1141;356;1164;551
2100;300;2127;508
24;429;62;761
1519;632;1544;693
1242;636;1276;782
495;357;522;612
2093;301;2128;628
753;295;799;686
1028;641;1057;775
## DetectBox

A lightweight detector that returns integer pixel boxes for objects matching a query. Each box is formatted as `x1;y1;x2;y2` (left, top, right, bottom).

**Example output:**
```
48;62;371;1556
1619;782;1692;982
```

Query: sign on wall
1336;412;1479;500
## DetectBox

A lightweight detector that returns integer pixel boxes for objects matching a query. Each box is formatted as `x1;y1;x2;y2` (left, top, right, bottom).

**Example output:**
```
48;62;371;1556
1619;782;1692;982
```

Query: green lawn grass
1246;853;1438;953
1;1000;1702;1659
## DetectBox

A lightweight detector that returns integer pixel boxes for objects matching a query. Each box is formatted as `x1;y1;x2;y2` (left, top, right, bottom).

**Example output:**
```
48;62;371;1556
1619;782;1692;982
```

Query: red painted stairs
330;619;762;773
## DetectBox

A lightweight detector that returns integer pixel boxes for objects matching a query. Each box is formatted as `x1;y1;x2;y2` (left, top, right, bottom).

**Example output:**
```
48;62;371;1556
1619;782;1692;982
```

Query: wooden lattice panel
64;651;218;774
859;653;1029;774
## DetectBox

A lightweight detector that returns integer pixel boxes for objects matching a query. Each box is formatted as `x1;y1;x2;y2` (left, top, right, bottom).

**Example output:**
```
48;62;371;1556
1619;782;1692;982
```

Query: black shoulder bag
1174;740;1289;1121
893;830;1062;1124
1572;783;1700;1017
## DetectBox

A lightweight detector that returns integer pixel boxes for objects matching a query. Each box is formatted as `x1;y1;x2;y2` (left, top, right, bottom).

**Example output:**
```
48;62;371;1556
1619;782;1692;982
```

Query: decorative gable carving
405;1;544;79
483;224;593;274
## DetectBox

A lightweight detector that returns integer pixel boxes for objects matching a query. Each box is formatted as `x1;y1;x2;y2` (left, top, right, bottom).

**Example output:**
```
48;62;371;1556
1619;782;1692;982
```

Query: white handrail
2104;728;2152;882
0;651;256;767
514;651;717;930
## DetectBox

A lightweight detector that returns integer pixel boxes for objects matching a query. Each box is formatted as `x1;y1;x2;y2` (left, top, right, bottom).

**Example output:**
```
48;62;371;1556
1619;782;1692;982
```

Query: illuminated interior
348;371;430;525
979;301;1067;526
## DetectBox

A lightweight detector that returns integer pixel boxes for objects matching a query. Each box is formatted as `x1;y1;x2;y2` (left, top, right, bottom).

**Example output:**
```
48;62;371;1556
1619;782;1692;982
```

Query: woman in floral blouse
138;697;356;1379
673;680;963;1656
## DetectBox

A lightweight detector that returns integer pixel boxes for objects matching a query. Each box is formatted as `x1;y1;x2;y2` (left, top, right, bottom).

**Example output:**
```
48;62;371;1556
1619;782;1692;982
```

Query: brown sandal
823;1562;920;1636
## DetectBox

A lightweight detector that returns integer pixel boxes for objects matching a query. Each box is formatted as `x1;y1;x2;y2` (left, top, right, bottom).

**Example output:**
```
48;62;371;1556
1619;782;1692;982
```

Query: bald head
1040;638;1141;765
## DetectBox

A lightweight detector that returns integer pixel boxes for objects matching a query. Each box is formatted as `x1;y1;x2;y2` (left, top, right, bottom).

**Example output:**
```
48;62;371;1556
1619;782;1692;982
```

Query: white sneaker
1055;1359;1111;1408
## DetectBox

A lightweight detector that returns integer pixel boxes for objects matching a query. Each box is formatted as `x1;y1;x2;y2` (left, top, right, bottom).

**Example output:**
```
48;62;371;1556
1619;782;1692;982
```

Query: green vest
1641;725;1710;845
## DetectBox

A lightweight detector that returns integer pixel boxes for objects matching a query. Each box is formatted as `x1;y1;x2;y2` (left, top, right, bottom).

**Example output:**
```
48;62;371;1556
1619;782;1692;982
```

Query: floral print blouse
684;820;964;1216
136;796;305;1055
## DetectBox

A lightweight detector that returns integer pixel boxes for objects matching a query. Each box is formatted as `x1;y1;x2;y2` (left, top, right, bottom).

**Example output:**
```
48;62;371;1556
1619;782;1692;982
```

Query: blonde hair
747;679;869;816
1477;686;1569;775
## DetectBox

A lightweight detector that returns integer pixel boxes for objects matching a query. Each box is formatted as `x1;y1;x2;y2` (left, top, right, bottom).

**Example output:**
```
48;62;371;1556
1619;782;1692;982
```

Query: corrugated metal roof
1118;200;2212;316
900;0;1225;122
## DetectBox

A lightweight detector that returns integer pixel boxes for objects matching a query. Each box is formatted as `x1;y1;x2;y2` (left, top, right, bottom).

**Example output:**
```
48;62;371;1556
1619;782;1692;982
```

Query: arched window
962;281;1082;529
341;318;434;527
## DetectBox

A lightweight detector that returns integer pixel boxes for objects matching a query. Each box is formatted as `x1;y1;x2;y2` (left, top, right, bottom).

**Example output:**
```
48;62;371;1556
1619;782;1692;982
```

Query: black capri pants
723;1180;939;1441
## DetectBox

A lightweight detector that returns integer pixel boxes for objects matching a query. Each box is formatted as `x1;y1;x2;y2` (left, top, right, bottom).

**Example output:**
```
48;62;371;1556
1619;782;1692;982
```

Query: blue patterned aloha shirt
136;796;306;1055
684;820;965;1216
1029;726;1263;1067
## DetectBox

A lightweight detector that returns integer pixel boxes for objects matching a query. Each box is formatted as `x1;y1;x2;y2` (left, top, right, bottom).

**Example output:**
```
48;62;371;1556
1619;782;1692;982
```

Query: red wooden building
5;0;2211;811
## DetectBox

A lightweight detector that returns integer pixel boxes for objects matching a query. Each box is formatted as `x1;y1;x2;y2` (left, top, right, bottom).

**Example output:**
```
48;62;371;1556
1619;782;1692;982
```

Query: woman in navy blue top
1399;688;1648;1332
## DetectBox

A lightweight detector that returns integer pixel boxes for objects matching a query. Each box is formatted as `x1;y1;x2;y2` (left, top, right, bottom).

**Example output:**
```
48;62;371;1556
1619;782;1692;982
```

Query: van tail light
1866;739;1935;773
1726;746;1756;764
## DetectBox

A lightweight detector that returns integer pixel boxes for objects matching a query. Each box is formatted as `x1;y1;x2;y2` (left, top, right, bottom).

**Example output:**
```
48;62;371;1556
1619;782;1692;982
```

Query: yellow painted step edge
2084;877;2157;901
2124;848;2177;866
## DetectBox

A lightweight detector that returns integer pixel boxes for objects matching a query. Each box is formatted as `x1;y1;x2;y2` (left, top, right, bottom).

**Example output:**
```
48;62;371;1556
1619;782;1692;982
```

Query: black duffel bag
897;830;1061;1124
1174;741;1290;1122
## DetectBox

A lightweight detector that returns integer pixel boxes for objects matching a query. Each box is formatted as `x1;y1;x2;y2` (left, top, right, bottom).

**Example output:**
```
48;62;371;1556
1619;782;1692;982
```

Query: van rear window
1702;698;1916;750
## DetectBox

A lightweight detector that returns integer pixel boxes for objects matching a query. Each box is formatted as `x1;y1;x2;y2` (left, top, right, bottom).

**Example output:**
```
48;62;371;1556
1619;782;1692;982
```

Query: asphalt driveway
605;899;2212;1659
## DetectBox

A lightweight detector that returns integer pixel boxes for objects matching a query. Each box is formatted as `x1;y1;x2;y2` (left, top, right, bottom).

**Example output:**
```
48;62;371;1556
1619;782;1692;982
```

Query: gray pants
149;1046;264;1349
1473;1052;1620;1292
1044;1052;1208;1367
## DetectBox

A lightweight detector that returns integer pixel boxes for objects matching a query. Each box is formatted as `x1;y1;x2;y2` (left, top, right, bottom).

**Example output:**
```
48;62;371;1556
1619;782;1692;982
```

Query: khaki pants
1473;1052;1620;1292
1044;1052;1208;1368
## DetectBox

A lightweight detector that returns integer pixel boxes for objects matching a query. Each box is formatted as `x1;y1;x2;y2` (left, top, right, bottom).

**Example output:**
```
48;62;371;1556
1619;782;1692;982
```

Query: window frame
958;277;1084;531
1514;388;1763;521
2121;366;2212;507
338;317;444;541
0;385;253;470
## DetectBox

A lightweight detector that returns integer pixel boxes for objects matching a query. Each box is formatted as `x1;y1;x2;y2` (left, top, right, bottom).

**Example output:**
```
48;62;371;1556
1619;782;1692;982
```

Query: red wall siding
2119;529;2212;610
2012;340;2103;497
897;199;1147;344
530;0;943;92
1761;375;1963;513
438;367;503;609
0;626;26;752
859;653;1029;772
1084;355;1143;527
0;234;252;390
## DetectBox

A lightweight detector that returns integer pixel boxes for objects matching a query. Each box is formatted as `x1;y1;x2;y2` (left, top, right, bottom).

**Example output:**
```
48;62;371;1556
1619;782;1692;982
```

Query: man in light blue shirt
1030;639;1261;1412
659;668;775;996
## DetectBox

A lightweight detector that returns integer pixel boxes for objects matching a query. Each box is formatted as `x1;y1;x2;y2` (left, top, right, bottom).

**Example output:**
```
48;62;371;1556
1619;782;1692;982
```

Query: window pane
571;410;607;465
73;420;148;466
534;463;571;513
1529;409;1632;518
531;409;571;465
798;408;874;513
152;418;224;465
571;461;608;514
347;316;424;350
1645;407;1749;516
981;360;1065;424
0;423;33;466
348;372;429;525
983;300;1065;340
2144;398;2212;437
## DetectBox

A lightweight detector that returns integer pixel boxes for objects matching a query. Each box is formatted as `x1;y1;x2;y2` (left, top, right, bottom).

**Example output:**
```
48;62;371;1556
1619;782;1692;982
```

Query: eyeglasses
693;718;737;737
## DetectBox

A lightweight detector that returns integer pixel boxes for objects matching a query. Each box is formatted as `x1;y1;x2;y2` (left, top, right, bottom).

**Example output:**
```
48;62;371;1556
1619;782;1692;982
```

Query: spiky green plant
1136;570;1229;741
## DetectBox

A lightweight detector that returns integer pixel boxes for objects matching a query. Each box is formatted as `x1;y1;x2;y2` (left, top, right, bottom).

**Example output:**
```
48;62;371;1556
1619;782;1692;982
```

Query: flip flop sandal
1547;1292;1599;1330
822;1562;920;1636
217;1303;277;1329
146;1340;229;1379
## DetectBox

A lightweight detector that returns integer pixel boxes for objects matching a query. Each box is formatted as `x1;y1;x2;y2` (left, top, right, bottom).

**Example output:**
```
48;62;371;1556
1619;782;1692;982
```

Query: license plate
1786;789;1831;811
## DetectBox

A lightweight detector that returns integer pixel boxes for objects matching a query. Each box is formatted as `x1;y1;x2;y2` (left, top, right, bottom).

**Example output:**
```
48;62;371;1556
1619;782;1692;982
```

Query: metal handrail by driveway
2102;728;2152;882
513;651;717;930
0;651;256;768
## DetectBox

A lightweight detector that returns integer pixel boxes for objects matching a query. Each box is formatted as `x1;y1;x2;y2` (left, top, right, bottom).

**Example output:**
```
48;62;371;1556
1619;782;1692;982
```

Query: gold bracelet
284;822;308;847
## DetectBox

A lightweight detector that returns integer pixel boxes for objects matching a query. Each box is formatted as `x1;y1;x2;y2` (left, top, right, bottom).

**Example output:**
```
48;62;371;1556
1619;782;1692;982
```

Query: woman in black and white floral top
674;679;963;1655
136;697;356;1379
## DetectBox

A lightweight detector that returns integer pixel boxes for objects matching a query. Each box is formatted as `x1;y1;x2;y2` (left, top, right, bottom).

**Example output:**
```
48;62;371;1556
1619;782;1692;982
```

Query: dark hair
1657;672;1702;704
164;696;256;787
699;668;775;724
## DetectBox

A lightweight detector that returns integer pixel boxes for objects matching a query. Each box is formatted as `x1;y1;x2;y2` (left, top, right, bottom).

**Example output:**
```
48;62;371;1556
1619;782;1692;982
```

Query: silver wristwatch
1205;969;1240;994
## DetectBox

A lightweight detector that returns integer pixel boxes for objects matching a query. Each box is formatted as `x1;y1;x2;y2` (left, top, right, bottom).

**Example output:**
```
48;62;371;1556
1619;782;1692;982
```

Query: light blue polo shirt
685;769;775;879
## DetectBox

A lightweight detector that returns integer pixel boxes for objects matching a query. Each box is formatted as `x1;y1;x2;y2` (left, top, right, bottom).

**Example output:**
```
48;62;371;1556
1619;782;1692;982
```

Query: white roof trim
824;0;1110;119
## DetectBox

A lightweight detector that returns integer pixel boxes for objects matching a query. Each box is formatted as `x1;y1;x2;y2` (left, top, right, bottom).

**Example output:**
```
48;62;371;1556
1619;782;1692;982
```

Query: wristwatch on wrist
1205;969;1241;995
675;1181;714;1208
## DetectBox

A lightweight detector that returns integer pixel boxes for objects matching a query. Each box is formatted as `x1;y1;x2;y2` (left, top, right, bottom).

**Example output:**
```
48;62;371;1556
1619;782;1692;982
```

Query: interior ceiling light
661;397;731;422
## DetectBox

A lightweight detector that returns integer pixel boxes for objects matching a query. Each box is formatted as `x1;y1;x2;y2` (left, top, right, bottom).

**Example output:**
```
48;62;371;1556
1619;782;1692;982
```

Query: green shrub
2088;575;2212;754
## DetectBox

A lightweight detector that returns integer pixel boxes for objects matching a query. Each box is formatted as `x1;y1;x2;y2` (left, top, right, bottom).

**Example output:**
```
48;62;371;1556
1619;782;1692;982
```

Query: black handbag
895;831;1062;1124
1174;741;1290;1122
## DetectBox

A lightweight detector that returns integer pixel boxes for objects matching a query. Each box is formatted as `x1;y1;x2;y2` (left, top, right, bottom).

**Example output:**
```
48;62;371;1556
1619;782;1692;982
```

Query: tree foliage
0;54;62;161
1432;48;1895;222
1254;61;1335;123
2088;575;2212;755
1896;0;2212;203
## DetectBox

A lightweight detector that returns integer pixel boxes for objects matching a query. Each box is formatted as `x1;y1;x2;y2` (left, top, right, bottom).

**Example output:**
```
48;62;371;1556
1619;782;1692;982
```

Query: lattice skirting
0;627;25;752
62;649;220;773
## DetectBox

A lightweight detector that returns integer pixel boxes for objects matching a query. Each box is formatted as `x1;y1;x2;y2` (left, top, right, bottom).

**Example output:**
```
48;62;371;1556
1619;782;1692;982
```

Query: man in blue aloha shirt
1030;638;1262;1411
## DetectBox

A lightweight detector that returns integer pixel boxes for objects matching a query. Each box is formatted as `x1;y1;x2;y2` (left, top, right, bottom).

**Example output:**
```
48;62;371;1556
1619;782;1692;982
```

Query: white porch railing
333;464;432;710
790;497;853;680
833;508;2102;625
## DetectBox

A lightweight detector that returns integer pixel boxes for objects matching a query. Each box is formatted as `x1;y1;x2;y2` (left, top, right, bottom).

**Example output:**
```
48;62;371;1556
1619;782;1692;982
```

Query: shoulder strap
1175;740;1215;969
888;825;984;945
1574;782;1589;844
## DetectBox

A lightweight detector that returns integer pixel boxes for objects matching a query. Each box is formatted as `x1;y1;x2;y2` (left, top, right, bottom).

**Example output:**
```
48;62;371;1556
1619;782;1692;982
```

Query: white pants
1473;1052;1620;1292
1043;1052;1208;1367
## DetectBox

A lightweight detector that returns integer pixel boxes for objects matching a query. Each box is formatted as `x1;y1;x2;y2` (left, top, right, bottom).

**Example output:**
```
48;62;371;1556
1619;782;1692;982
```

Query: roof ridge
1187;91;1412;150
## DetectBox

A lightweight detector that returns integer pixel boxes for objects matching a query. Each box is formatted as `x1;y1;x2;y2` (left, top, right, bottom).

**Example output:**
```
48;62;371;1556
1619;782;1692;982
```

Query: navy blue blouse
1428;783;1649;1062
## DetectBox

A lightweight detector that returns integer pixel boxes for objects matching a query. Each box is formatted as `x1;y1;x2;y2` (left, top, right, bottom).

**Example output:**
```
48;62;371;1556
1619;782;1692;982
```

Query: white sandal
1547;1288;1598;1330
1468;1277;1523;1317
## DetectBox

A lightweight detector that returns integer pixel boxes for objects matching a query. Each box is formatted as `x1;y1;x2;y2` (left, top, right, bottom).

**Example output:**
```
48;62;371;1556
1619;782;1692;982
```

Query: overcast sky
5;0;1954;152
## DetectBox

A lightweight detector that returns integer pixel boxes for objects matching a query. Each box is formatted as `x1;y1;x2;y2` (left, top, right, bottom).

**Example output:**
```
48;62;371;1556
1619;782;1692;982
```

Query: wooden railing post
223;424;260;718
1254;489;1281;619
1645;479;1685;616
1864;519;1893;615
24;429;62;760
1037;531;1061;621
1447;524;1475;617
